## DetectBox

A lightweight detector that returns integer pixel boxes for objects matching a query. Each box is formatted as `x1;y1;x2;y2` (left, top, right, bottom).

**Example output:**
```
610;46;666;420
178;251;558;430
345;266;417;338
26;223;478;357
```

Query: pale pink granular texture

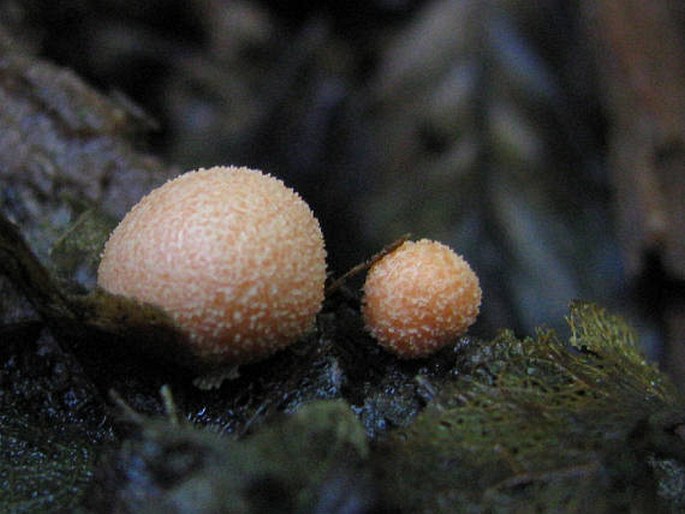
98;166;327;366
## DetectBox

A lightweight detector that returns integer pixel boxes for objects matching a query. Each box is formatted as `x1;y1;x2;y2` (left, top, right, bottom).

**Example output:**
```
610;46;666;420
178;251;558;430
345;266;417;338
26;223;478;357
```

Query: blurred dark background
1;0;684;386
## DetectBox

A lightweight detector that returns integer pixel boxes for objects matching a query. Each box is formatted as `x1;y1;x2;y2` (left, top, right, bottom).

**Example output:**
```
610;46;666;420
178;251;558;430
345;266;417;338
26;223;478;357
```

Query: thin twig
325;233;411;296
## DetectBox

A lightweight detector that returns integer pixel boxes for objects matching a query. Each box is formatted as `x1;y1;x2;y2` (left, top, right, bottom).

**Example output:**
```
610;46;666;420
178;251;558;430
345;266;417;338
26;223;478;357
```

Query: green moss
378;302;682;513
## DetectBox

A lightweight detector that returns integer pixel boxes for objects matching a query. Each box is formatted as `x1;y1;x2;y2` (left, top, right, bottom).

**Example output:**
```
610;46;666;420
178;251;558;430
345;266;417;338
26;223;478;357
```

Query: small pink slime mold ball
97;165;327;368
362;239;481;358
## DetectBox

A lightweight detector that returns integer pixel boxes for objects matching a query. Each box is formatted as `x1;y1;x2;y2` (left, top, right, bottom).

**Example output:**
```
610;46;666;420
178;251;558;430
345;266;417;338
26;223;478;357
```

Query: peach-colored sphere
362;239;481;358
97;166;327;367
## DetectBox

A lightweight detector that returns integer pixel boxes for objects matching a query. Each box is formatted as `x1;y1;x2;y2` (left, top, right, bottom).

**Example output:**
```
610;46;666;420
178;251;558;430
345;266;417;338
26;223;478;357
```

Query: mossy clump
377;302;684;513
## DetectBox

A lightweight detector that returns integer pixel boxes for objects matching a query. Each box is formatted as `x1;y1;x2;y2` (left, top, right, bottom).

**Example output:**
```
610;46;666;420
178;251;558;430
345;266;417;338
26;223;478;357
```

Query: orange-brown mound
362;239;481;358
97;165;327;367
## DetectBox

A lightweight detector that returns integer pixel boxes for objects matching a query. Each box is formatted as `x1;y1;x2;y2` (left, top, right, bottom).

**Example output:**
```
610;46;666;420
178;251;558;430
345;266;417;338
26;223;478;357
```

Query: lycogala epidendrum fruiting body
362;239;481;358
97;165;327;369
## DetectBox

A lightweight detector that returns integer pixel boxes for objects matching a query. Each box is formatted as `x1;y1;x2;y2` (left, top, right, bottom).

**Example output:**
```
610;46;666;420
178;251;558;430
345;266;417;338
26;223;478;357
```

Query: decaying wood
0;29;176;264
